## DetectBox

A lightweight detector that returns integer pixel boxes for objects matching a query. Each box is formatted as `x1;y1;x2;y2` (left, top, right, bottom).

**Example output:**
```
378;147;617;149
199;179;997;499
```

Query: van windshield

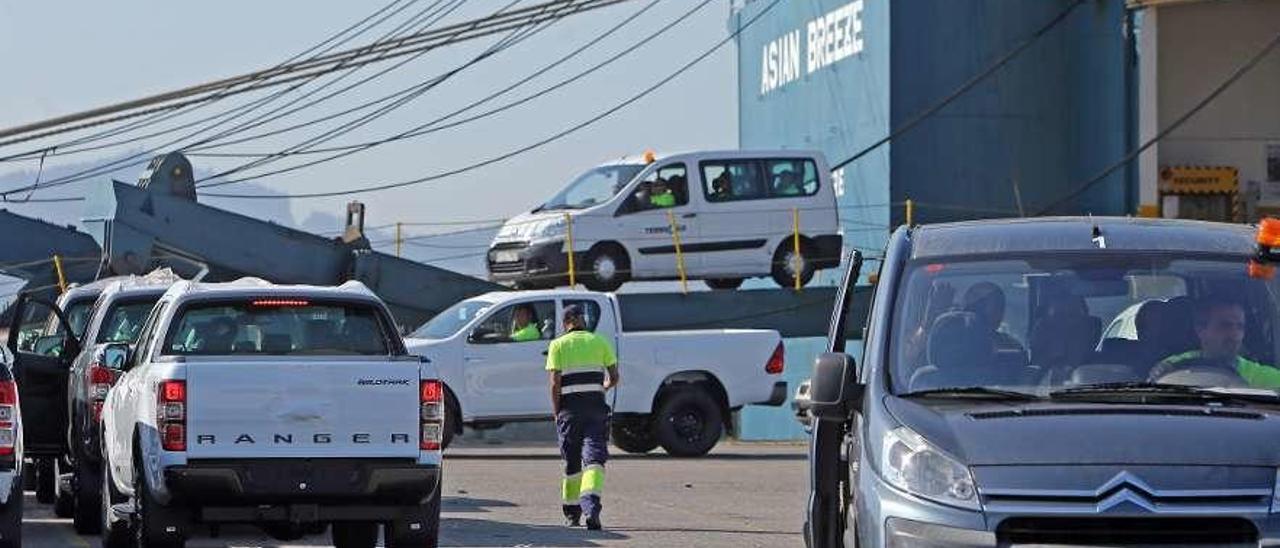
539;164;645;211
889;254;1280;398
164;300;393;356
411;299;494;339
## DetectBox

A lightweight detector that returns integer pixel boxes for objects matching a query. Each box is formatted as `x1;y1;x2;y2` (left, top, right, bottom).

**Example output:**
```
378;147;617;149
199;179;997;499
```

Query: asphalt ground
24;441;807;547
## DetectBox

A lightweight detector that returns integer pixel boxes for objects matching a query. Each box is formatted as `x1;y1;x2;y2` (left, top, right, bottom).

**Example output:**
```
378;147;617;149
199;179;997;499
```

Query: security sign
1159;165;1238;194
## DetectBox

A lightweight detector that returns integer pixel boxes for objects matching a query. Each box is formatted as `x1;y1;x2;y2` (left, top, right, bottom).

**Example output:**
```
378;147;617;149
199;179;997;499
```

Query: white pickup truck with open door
99;279;443;548
405;289;788;457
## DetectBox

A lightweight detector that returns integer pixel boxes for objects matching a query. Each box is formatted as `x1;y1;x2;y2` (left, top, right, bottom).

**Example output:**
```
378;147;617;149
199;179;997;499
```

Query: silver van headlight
1271;469;1280;513
881;426;979;510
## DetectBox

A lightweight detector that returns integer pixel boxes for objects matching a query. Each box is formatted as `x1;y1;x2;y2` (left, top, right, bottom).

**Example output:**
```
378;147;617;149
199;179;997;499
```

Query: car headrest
262;333;292;354
927;311;990;370
1030;313;1100;368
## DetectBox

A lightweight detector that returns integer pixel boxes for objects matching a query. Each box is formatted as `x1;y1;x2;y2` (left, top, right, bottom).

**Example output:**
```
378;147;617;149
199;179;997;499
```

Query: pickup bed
406;289;787;457
100;279;443;548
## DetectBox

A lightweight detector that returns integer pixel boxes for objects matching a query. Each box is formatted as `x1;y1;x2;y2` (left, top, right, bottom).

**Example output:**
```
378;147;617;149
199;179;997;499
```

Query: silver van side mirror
808;352;864;421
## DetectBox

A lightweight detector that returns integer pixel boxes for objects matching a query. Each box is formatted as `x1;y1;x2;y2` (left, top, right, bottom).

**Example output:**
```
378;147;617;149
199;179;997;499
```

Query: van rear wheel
771;240;816;288
705;278;744;290
583;245;629;292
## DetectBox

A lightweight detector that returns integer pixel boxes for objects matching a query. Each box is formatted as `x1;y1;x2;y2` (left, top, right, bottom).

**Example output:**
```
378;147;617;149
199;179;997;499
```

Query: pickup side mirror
808;352;864;421
101;343;131;371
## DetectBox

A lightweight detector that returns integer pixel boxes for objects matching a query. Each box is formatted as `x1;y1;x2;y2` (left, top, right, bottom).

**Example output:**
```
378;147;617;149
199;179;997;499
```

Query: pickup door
186;359;420;459
5;297;79;456
460;299;557;418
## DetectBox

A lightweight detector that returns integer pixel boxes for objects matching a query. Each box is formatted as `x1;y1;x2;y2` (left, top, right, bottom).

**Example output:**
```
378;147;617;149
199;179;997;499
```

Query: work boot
563;511;581;528
585;516;602;531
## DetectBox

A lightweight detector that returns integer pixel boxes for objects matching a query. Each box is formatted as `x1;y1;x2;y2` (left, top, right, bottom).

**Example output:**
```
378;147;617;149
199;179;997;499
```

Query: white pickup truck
405;289;787;457
99;280;443;548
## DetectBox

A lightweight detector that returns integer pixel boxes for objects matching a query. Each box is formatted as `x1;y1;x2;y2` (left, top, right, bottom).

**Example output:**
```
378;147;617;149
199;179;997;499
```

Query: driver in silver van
1148;298;1280;388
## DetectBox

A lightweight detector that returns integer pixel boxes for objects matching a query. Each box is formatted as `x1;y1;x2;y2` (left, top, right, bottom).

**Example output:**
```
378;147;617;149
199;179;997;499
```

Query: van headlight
536;220;567;239
1271;469;1280;513
880;426;979;510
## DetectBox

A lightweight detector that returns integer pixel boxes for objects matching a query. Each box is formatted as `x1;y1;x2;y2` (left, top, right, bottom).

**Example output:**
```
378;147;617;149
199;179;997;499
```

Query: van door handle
464;356;486;363
682;213;697;219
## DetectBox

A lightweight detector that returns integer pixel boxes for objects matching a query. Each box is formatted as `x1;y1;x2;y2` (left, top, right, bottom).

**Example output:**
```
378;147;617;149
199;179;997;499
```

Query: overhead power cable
0;0;424;163
194;1;569;184
1034;28;1280;215
202;0;783;200
826;0;1084;174
0;0;631;148
193;0;696;188
0;0;624;200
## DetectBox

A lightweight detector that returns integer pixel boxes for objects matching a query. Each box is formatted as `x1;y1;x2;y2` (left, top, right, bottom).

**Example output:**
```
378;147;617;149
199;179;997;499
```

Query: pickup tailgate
186;360;420;459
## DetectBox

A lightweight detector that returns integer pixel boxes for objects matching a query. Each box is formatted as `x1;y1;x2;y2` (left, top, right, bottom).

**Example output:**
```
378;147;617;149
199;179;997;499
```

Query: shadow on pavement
445;451;806;462
441;518;627;547
442;496;519;514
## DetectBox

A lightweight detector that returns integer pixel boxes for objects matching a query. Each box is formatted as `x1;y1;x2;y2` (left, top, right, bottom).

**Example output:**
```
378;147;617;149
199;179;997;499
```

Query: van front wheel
583;245;629;292
771;240;816;288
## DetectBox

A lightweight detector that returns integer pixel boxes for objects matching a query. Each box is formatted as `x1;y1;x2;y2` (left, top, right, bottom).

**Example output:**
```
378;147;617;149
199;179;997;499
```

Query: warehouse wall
888;0;1131;224
1154;0;1280;188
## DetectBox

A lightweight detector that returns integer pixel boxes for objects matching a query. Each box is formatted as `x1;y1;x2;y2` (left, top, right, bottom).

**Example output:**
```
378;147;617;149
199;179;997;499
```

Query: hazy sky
0;0;739;243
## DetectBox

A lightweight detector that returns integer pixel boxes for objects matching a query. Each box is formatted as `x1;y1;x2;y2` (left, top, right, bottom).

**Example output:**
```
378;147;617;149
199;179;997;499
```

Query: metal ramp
0;209;102;300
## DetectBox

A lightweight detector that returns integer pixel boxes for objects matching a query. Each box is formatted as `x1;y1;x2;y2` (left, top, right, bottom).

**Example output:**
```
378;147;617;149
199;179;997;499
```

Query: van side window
624;163;688;213
702;158;820;202
563;300;603;333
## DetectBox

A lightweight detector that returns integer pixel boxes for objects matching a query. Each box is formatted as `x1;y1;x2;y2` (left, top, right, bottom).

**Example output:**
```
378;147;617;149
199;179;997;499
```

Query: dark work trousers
556;397;610;520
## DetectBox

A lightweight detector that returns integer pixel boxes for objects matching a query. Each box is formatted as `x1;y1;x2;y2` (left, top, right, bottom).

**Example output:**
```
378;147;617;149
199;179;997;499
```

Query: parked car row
7;276;444;547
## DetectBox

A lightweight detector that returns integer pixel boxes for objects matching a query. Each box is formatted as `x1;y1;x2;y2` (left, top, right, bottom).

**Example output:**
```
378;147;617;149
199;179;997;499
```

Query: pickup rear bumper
761;381;788;406
162;458;438;508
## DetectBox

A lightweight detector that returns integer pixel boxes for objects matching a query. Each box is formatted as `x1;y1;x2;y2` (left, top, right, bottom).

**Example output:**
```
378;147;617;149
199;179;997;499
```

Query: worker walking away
546;304;620;530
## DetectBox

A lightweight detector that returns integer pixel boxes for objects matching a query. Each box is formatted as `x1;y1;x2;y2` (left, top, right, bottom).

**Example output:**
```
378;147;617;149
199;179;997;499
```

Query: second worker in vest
546;304;619;530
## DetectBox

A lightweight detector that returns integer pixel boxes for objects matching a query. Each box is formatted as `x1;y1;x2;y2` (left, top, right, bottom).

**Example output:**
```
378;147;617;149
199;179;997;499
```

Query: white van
486;150;843;291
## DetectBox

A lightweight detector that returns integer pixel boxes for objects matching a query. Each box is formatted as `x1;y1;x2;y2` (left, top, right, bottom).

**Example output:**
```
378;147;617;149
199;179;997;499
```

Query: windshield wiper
1051;382;1280;403
900;386;1042;401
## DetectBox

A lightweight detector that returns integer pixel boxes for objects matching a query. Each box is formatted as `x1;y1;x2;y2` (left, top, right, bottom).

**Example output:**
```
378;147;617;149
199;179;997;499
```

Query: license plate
493;250;520;263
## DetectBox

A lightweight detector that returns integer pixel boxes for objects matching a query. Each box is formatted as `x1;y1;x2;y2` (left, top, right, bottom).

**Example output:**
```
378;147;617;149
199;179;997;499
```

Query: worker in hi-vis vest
546;304;619;530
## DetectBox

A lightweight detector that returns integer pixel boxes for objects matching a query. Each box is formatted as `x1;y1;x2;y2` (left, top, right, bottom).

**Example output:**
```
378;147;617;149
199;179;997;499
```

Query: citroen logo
1094;471;1158;513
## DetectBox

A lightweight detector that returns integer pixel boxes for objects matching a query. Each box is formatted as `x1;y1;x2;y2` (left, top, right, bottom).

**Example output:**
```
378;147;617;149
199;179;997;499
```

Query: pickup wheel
332;522;379;548
133;459;186;548
53;458;74;517
72;457;103;533
35;457;56;504
611;418;659;454
442;390;460;450
654;388;724;457
386;470;442;547
101;460;131;548
0;469;23;548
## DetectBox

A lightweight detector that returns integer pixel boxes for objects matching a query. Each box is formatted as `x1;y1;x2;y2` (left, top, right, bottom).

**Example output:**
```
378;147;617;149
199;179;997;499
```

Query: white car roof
162;278;381;304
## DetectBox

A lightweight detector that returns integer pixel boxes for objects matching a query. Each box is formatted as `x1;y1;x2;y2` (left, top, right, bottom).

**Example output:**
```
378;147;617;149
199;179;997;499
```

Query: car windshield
889;254;1280;397
164;300;393;356
96;298;159;344
539;164;645;211
64;298;94;338
411;299;494;339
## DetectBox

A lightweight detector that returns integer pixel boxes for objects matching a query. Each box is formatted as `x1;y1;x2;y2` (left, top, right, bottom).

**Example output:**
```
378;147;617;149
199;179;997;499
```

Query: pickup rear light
420;380;444;451
89;363;114;422
0;380;15;456
765;342;785;375
157;380;186;452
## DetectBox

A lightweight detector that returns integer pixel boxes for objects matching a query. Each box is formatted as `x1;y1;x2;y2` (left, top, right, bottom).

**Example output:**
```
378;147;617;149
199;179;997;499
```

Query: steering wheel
1152;366;1249;388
